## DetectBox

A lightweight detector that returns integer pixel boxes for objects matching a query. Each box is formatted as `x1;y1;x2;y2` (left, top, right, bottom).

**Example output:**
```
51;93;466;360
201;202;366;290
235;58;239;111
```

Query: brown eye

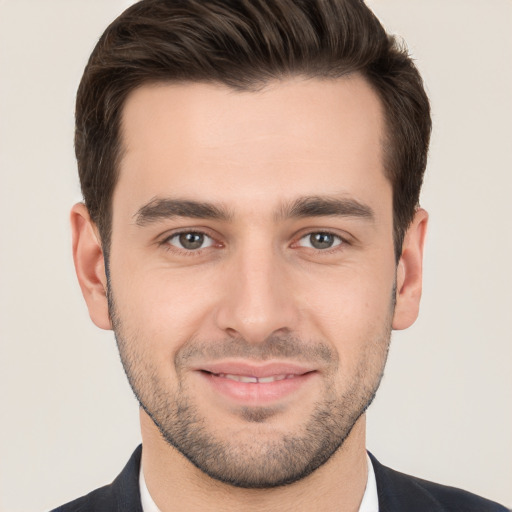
167;232;214;250
298;232;342;250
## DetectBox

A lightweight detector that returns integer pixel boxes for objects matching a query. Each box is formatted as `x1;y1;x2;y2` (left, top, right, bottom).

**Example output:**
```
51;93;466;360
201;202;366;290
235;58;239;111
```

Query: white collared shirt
359;454;379;512
139;463;162;512
139;454;379;511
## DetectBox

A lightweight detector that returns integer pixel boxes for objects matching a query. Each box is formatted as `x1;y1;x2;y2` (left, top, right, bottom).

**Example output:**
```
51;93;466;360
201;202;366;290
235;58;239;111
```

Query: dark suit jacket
51;445;508;511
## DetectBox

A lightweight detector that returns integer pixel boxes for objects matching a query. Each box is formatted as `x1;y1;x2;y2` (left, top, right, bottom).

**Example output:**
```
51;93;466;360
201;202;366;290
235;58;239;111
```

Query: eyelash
159;230;218;255
158;230;349;255
294;231;346;252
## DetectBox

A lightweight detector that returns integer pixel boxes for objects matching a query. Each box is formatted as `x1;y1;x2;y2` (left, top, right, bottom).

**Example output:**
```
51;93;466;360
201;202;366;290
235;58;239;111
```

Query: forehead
115;76;389;217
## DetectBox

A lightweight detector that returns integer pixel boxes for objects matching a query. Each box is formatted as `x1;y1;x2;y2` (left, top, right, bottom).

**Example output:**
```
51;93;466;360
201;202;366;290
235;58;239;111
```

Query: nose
214;245;300;344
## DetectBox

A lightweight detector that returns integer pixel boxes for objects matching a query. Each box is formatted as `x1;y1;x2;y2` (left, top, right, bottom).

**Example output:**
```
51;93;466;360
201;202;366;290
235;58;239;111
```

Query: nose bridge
215;236;298;342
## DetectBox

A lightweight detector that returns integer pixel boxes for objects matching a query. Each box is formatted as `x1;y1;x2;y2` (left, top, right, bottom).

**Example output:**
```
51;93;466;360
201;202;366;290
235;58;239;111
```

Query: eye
166;231;215;251
297;232;343;250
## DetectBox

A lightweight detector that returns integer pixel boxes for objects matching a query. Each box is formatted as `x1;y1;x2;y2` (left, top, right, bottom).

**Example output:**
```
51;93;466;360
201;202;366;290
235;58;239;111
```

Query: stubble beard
108;291;392;489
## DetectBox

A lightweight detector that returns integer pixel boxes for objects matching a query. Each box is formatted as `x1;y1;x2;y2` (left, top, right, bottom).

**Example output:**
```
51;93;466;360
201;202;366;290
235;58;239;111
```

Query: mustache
175;334;337;367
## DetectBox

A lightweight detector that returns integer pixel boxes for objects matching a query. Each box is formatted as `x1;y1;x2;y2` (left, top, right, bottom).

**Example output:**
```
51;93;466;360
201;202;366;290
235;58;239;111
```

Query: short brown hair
76;0;431;259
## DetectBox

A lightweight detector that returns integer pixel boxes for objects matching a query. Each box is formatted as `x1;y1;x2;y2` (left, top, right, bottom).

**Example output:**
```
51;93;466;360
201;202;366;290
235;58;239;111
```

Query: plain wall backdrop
0;1;511;510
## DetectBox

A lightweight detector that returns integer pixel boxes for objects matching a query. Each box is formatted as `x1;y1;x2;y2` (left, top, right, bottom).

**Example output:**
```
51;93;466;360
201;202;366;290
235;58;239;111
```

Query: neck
140;409;369;512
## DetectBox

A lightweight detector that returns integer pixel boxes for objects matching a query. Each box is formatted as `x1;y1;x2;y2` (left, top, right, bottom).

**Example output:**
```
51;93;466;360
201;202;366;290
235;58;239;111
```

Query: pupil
179;232;204;249
311;233;333;249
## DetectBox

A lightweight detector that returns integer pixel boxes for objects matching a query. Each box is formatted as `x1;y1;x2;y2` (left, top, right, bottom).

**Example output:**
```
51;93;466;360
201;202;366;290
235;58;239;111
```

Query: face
76;76;424;488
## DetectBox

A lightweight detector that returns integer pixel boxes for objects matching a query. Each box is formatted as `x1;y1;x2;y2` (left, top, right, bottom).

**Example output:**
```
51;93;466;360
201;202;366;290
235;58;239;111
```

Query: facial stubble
108;287;392;489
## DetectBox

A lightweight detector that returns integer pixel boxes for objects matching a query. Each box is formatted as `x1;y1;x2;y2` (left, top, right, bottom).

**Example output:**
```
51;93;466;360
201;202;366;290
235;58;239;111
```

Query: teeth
232;375;258;383
258;375;287;383
217;373;293;383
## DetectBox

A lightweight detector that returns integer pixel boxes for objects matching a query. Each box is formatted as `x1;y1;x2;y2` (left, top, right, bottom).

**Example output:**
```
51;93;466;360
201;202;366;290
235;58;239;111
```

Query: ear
71;203;111;330
392;208;428;330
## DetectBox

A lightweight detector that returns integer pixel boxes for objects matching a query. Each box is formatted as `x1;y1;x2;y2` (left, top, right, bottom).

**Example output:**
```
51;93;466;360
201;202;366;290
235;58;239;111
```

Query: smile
210;373;297;383
195;364;318;404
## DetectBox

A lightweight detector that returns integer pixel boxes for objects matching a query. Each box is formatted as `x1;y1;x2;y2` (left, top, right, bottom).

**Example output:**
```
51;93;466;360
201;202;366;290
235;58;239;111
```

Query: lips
197;361;316;378
214;373;296;383
194;361;317;404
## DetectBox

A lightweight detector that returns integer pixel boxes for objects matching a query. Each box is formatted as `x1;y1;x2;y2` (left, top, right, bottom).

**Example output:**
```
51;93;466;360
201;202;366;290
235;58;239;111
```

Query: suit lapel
110;444;144;512
369;453;446;512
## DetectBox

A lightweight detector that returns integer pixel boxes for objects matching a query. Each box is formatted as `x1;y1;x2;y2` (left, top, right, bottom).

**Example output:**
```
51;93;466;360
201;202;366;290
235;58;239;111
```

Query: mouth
208;372;298;383
194;362;318;404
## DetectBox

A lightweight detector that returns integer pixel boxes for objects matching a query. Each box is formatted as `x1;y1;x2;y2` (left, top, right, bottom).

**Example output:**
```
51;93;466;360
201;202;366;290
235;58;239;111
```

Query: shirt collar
139;463;161;512
359;453;379;512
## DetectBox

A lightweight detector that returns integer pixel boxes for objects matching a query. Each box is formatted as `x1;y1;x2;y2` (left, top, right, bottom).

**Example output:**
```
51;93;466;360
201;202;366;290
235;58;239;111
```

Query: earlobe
392;208;428;330
71;203;111;330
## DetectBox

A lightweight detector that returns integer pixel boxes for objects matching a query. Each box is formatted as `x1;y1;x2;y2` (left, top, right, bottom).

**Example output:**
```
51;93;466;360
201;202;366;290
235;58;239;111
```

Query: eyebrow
134;197;232;225
134;195;374;226
278;196;375;222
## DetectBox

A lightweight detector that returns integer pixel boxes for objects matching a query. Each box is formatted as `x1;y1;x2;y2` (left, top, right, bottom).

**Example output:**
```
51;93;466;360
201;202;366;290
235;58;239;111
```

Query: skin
71;75;427;511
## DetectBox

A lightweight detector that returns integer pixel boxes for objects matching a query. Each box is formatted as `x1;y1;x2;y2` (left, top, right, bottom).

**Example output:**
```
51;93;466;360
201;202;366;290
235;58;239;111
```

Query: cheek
110;263;221;351
297;264;395;355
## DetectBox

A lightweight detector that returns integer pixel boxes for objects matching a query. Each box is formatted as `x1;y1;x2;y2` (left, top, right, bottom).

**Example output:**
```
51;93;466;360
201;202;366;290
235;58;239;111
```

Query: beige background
0;1;511;510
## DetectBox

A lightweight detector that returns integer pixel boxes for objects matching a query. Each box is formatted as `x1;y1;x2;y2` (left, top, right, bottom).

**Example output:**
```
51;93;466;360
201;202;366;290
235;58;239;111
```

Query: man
53;0;508;510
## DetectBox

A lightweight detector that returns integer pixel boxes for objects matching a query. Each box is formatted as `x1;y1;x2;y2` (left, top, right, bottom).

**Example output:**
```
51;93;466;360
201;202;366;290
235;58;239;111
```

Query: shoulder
49;445;143;512
50;484;115;512
369;453;509;512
